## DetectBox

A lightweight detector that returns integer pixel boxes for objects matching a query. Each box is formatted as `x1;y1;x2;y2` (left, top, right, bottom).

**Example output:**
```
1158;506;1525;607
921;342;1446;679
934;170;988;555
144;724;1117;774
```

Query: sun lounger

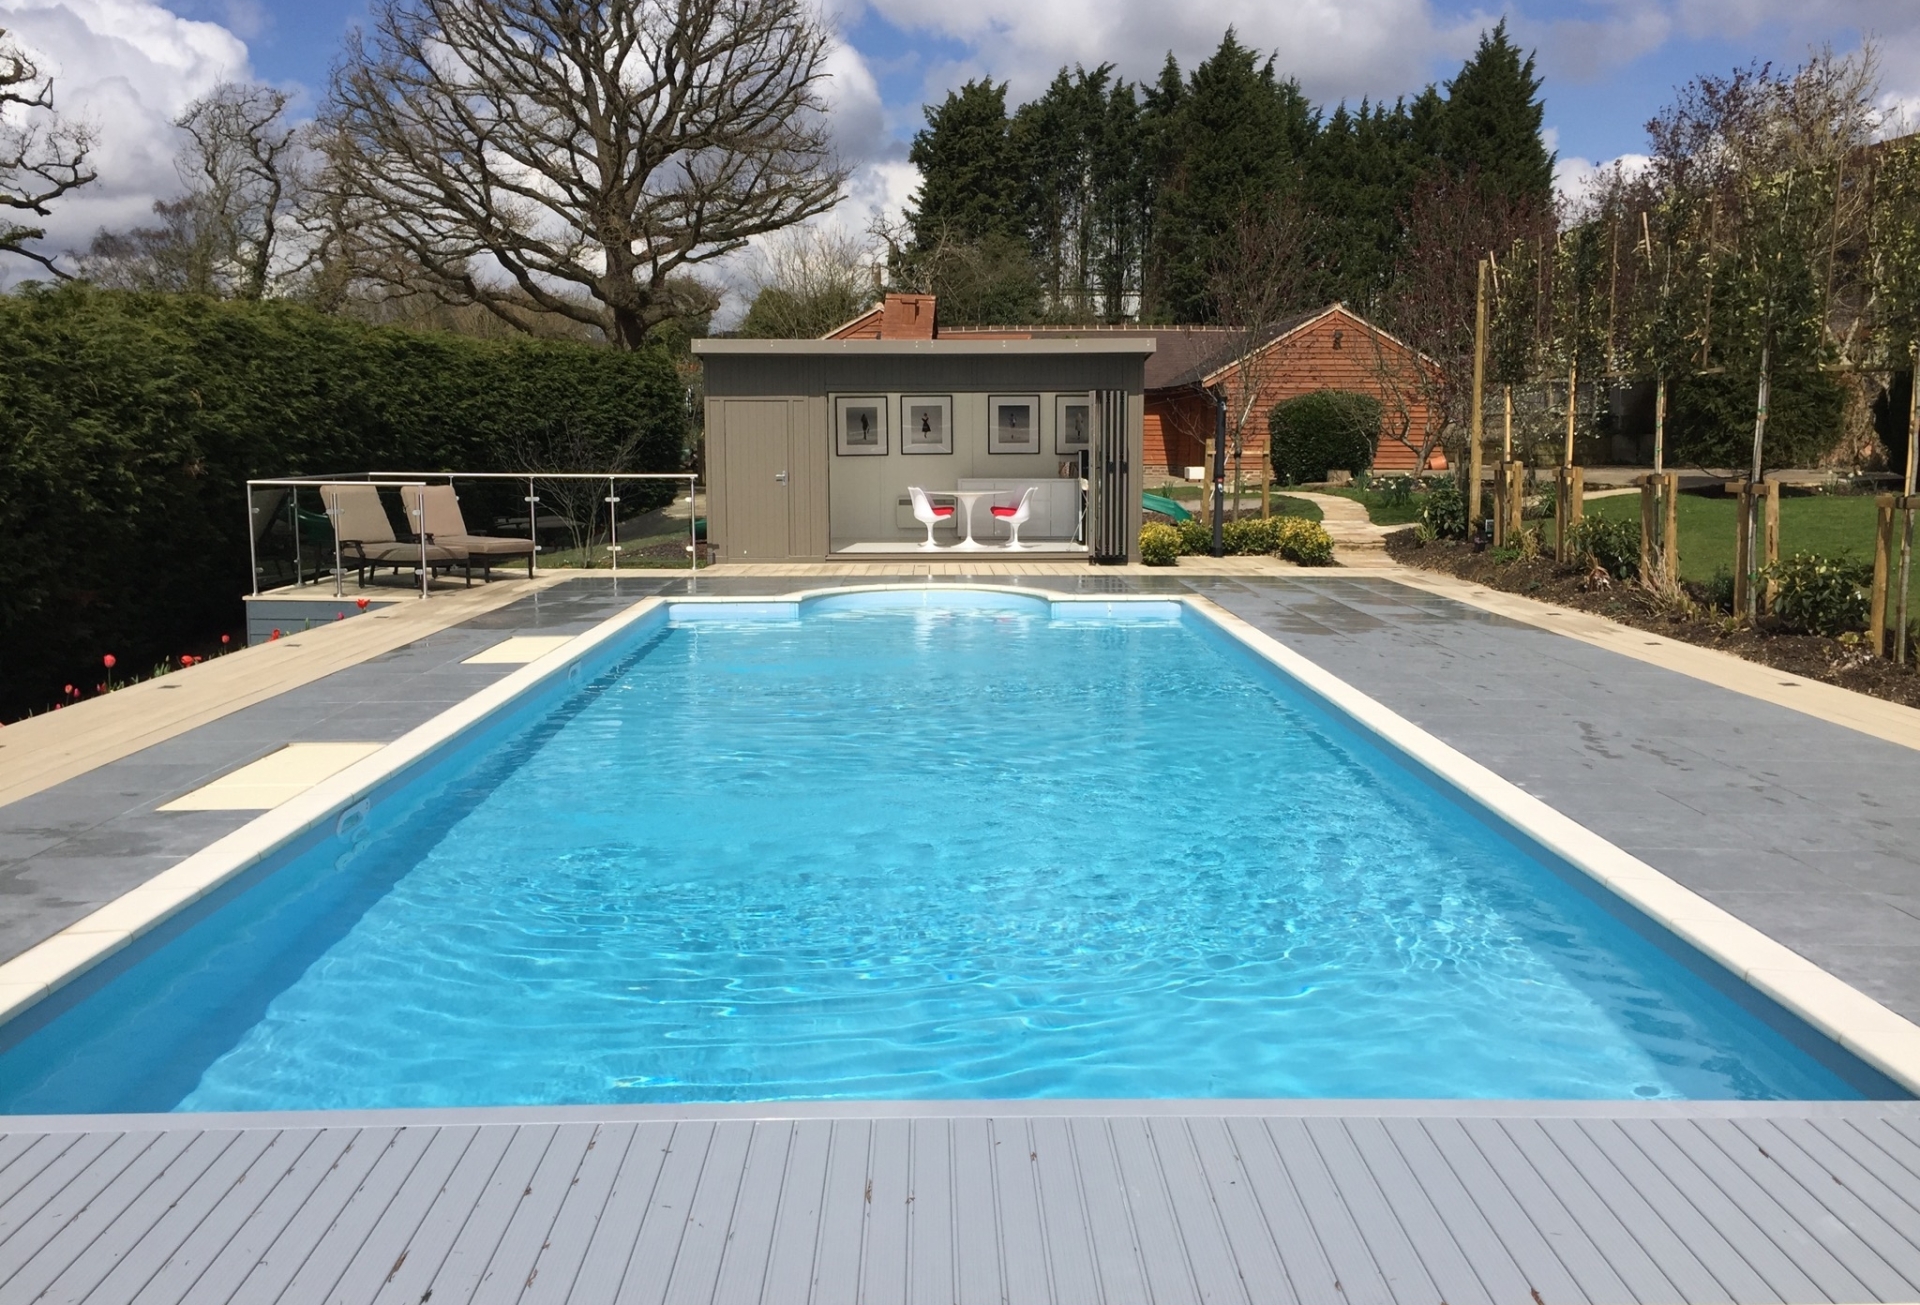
400;484;537;581
318;483;464;587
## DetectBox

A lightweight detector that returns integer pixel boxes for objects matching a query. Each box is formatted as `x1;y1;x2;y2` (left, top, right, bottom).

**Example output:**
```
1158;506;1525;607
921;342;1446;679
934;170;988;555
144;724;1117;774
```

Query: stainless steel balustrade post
289;493;302;587
248;484;260;598
688;475;698;573
331;488;344;598
415;485;429;598
607;476;620;573
527;476;539;576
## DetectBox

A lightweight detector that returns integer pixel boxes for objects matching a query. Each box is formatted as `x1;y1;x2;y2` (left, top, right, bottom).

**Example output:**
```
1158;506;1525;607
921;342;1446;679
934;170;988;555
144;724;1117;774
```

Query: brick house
829;298;1446;479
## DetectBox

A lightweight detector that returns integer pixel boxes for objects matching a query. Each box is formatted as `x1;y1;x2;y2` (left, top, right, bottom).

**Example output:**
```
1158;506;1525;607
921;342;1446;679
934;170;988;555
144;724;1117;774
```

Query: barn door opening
1090;389;1129;564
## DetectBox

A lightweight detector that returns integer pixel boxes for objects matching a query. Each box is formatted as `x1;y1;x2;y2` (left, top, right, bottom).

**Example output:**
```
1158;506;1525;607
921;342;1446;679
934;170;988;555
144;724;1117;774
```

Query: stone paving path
1280;491;1398;564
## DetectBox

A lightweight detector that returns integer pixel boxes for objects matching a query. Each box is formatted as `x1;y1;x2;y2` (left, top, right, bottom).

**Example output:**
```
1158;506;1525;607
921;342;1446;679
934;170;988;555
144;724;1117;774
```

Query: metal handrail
247;471;700;599
247;478;432;599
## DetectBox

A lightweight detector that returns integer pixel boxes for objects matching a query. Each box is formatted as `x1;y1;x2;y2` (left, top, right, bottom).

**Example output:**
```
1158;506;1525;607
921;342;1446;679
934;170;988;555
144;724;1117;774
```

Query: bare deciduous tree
1204;202;1317;516
1;27;96;277
1378;168;1552;474
738;226;877;337
316;0;846;348
77;82;299;298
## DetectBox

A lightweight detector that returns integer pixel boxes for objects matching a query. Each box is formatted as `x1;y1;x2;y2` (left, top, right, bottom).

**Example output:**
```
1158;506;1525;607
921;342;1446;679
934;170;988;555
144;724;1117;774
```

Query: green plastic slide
1141;491;1193;522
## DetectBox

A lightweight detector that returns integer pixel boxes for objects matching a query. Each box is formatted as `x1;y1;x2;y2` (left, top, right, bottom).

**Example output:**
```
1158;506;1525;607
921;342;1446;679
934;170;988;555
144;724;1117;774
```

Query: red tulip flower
102;654;116;669
220;634;231;646
270;629;282;641
356;597;370;610
63;684;73;696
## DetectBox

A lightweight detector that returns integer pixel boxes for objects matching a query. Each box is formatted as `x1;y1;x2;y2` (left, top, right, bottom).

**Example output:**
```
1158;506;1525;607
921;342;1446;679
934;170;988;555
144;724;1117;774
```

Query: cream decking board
155;742;383;811
0;575;571;811
462;635;576;664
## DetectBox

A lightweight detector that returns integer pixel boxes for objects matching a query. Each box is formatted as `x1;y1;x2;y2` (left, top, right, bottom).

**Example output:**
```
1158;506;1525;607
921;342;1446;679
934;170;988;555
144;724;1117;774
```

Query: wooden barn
846;299;1447;480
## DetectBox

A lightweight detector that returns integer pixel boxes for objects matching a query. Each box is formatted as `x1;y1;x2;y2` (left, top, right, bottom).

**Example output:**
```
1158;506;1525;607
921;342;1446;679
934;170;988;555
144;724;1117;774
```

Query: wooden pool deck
8;565;1920;1303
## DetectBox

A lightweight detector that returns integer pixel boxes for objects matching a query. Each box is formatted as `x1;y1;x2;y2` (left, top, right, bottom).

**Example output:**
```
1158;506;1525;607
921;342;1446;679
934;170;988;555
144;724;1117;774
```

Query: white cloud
1;0;249;277
1554;151;1652;212
707;34;905;327
861;0;1477;110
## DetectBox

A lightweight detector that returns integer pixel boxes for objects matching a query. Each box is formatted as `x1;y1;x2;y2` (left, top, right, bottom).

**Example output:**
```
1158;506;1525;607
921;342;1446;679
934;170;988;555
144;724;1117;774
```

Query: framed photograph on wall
1055;393;1093;455
988;394;1041;454
900;394;953;455
833;394;888;456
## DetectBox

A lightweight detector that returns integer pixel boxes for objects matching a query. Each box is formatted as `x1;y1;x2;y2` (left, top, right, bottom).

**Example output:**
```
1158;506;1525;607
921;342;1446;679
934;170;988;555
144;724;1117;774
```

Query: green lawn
535;529;700;569
1136;487;1320;522
1310;484;1427;526
1581;490;1914;603
1582;492;1874;579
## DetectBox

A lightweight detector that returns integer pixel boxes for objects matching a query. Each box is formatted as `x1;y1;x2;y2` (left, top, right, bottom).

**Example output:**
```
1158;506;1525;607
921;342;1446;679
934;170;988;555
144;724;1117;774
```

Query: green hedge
1667;369;1846;471
1269;390;1380;485
0;284;687;719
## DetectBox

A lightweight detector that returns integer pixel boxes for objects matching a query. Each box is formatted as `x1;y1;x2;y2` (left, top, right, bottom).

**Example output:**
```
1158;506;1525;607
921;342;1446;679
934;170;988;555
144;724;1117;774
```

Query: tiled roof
944;310;1330;391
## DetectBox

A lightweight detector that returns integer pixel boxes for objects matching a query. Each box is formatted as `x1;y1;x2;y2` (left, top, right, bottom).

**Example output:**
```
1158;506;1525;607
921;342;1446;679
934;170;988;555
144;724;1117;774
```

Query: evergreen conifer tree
1150;30;1319;321
906;79;1024;247
1440;20;1554;206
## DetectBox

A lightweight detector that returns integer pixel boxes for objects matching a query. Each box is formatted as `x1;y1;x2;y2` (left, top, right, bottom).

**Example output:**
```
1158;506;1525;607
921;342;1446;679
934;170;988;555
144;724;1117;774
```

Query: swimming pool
0;589;1900;1111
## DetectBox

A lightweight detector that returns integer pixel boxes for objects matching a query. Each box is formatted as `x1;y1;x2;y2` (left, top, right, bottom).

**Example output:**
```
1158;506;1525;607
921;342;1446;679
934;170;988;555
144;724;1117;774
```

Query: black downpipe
1210;385;1227;557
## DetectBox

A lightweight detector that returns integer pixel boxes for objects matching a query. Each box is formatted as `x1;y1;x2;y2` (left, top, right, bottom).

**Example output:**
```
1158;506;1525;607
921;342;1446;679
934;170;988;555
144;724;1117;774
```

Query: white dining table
951;489;991;549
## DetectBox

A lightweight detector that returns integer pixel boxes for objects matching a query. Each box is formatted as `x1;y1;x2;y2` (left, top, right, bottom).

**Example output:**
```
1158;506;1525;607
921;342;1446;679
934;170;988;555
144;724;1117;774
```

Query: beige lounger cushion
318;483;398;546
401;484;534;556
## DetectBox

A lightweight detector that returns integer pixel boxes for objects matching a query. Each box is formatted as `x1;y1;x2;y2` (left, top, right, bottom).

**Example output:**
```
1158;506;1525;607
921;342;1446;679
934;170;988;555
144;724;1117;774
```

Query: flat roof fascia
692;338;1157;357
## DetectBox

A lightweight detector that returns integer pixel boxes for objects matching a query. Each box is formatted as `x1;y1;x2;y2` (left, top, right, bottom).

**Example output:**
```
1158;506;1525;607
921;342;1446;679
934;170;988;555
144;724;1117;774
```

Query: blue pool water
0;593;1894;1111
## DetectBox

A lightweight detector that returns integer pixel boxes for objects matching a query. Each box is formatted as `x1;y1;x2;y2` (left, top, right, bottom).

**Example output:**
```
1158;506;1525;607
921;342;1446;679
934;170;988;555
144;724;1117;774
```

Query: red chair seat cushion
990;506;1020;517
930;506;954;517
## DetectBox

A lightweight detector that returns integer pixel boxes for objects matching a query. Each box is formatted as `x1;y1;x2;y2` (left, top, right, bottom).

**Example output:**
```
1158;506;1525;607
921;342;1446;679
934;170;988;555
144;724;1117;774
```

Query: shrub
0;284;688;719
1766;552;1872;635
1274;517;1335;565
1269;390;1381;484
1369;472;1418;507
1177;516;1212;554
1220;516;1278;554
1705;566;1736;613
1419;478;1467;539
1175;514;1328;564
1139;522;1183;566
1567;515;1639;580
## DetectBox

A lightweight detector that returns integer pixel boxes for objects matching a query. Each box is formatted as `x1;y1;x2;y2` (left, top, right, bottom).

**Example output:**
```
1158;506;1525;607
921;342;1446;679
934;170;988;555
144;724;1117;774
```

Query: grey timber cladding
11;1103;1920;1304
700;352;1145;397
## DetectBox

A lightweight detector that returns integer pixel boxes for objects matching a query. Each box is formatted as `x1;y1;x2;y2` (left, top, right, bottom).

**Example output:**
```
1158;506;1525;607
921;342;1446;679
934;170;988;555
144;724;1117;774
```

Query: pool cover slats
12;1107;1920;1304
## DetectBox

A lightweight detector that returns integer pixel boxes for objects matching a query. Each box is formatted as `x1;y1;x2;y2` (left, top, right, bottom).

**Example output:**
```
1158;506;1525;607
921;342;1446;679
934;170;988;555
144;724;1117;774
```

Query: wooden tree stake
1506;461;1525;547
1873;493;1895;657
1732;481;1752;618
1492;460;1508;548
1469;258;1488;531
1555;465;1584;562
1662;472;1679;579
1761;480;1781;614
1639;476;1656;585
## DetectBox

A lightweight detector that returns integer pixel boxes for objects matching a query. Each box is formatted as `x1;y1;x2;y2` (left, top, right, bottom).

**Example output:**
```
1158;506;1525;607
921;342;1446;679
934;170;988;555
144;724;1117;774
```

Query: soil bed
1385;529;1920;709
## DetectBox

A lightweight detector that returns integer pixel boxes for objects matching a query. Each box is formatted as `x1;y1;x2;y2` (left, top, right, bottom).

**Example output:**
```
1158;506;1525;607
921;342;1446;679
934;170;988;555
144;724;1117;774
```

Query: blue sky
206;0;1911;165
1;0;1913;280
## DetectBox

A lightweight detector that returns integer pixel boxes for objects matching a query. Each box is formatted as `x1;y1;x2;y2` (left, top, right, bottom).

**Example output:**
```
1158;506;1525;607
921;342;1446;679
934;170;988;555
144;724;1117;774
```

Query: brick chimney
878;293;936;339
